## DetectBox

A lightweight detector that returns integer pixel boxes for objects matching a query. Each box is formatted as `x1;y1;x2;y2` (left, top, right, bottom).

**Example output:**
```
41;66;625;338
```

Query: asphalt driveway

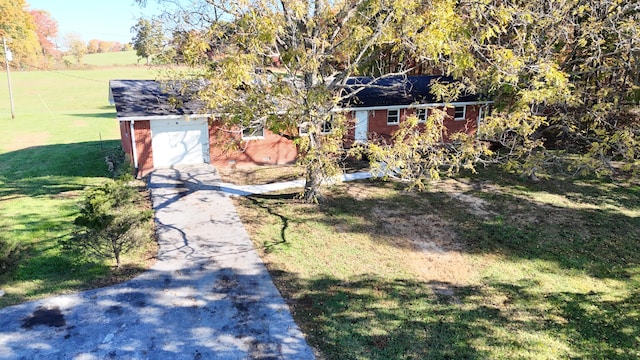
0;165;315;360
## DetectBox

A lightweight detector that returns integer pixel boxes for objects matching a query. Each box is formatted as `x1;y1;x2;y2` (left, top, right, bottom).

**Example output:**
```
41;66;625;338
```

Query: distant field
0;67;158;146
0;66;158;307
63;50;141;67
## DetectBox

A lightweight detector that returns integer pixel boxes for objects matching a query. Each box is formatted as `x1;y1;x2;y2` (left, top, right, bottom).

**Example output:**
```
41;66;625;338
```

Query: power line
20;63;110;83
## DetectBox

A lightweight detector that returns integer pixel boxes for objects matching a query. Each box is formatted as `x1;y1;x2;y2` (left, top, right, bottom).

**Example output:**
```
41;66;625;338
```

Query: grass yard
62;51;140;67
0;65;158;307
233;169;640;359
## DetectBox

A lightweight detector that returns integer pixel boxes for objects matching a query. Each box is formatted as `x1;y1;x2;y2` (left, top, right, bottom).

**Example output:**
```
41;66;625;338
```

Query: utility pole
3;37;15;119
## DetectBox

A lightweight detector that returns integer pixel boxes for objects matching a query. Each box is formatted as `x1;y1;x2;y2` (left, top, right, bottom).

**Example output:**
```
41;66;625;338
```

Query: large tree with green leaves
138;0;638;200
131;18;165;65
461;0;639;179
139;0;476;201
0;0;41;68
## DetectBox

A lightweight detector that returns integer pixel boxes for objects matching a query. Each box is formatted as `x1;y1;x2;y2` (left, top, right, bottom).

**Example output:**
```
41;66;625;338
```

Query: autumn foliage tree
29;9;58;60
64;32;86;64
140;0;639;200
0;0;42;68
460;0;639;179
140;0;478;201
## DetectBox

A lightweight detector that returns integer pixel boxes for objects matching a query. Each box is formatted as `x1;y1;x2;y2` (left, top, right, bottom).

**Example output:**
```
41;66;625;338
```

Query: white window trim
454;105;466;121
387;109;399;125
298;120;333;136
320;120;333;134
242;126;265;140
416;108;427;123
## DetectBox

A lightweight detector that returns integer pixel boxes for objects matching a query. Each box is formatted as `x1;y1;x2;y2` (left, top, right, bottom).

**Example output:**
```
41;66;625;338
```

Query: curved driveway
0;165;315;360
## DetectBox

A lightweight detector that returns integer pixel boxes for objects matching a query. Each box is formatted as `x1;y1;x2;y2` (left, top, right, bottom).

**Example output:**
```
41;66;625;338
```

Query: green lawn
0;66;157;307
234;170;640;359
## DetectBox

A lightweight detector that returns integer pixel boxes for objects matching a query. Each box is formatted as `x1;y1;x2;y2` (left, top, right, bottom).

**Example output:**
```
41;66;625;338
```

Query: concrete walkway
0;165;315;360
217;171;374;196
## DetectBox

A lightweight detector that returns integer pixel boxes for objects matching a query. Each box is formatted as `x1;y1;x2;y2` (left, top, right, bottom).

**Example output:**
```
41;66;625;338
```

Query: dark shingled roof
110;76;481;118
109;80;206;118
342;75;479;108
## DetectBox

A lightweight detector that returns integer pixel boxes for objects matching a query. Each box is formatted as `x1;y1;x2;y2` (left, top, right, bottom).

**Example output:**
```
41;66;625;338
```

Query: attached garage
110;79;298;178
150;119;210;167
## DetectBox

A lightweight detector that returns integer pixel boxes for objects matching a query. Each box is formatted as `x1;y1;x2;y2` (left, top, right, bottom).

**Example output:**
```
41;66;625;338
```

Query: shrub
61;180;153;268
104;147;134;180
0;237;23;272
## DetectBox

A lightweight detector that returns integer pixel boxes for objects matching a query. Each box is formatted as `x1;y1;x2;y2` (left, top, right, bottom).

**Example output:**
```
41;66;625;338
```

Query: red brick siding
133;120;154;177
442;105;478;141
208;120;298;167
345;105;480;145
119;121;133;161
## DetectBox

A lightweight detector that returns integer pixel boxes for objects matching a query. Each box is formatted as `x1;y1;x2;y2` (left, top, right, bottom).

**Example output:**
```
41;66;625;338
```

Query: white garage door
151;119;210;167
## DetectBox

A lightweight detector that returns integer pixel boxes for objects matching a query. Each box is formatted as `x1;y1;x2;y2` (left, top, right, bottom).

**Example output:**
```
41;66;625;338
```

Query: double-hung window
242;125;265;139
454;106;466;121
387;109;399;125
416;108;427;123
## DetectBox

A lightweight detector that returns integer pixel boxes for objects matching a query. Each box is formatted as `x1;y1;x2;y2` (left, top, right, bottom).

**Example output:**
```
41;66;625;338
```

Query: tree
131;18;165;64
460;0;639;179
139;0;477;201
0;0;42;68
64;32;86;64
141;0;638;200
29;9;58;58
62;180;153;268
87;39;100;54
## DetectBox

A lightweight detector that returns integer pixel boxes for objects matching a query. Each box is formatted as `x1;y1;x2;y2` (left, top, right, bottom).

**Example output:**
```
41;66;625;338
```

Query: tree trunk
302;132;323;203
114;248;121;269
302;166;322;203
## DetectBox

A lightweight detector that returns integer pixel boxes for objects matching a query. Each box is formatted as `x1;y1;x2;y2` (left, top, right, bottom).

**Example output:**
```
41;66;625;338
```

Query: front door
354;111;368;144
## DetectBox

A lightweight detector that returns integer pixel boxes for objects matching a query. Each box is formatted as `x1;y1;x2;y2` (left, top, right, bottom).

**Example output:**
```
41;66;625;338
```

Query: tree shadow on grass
244;192;299;249
310;176;640;280
0;140;120;198
0;140;128;307
268;269;640;359
69;112;116;119
237;175;640;357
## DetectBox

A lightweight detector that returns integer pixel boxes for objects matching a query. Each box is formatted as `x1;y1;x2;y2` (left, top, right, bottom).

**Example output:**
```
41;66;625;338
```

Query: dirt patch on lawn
373;207;478;286
4;132;50;152
218;165;302;185
436;178;497;219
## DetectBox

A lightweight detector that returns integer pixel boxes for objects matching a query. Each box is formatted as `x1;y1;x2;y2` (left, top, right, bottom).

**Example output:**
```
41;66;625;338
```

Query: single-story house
339;76;490;144
109;79;298;177
109;76;490;177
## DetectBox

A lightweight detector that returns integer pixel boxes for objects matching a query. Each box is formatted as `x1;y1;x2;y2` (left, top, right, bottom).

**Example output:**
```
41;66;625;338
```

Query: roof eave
115;113;214;122
335;100;494;112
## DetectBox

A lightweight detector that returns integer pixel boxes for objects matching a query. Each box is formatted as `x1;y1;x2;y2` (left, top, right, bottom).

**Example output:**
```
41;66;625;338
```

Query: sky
26;0;163;44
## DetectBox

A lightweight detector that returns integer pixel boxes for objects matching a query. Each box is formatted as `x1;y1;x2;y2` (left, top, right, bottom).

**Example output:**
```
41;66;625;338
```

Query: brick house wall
118;120;154;178
344;104;481;145
119;120;133;161
208;120;298;167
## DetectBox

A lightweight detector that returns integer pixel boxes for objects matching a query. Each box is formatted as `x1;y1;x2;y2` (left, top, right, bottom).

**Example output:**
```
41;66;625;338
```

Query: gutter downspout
130;120;140;176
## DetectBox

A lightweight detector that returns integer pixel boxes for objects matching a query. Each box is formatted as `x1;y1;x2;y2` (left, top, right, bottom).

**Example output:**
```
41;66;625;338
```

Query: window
321;120;332;134
454;106;466;120
299;124;309;136
387;109;399;125
416;108;427;123
298;119;332;135
242;125;265;139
